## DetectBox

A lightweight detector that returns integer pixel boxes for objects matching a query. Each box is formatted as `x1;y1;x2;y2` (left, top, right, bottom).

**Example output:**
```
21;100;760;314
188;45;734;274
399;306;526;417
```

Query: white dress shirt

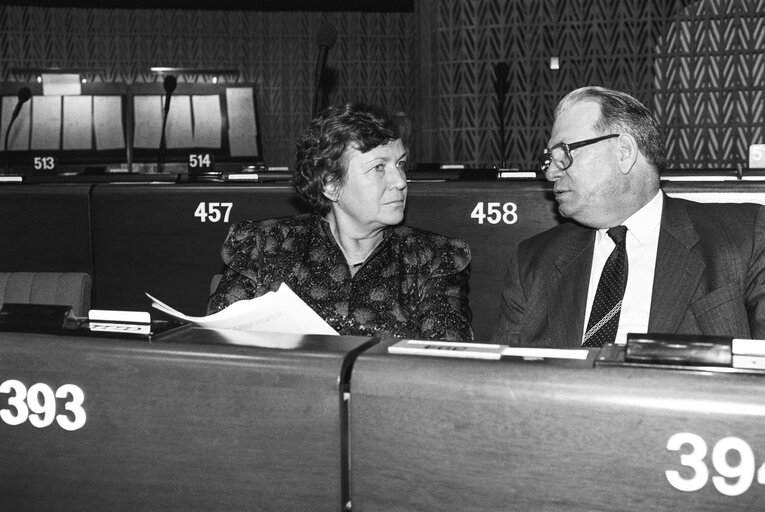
582;191;663;345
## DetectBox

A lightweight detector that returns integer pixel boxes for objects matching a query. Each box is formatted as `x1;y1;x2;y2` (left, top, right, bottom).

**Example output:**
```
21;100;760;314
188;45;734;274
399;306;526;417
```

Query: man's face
545;101;626;228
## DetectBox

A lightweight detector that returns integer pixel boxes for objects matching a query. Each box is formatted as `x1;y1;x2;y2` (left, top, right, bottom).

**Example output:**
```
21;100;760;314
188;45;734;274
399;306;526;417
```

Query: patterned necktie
582;225;628;347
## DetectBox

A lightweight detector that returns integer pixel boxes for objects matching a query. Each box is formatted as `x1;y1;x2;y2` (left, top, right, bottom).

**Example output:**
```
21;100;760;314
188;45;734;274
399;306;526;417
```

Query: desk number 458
470;202;518;225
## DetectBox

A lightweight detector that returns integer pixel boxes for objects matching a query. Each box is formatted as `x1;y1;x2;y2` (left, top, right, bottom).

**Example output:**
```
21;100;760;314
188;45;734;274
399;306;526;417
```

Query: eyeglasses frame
540;133;620;172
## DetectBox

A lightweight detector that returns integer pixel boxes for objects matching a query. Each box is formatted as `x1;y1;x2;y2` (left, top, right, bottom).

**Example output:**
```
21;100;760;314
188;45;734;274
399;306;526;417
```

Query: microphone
312;23;337;119
158;75;177;173
493;63;510;169
163;74;177;115
4;87;32;174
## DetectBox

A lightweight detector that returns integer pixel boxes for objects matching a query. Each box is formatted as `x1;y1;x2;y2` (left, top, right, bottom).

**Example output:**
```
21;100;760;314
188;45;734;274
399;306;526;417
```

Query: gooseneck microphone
157;75;177;173
312;23;337;119
493;62;510;169
4;86;32;174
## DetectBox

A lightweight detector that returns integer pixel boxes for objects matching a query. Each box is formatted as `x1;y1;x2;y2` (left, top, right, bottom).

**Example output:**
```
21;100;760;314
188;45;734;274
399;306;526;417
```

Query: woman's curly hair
294;102;410;214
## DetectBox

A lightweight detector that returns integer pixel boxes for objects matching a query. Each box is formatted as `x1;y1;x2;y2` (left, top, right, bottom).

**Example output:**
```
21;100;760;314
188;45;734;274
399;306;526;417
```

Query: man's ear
617;133;639;175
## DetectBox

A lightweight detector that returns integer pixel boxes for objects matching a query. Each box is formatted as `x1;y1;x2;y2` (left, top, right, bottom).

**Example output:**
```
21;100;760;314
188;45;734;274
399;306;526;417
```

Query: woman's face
324;138;408;233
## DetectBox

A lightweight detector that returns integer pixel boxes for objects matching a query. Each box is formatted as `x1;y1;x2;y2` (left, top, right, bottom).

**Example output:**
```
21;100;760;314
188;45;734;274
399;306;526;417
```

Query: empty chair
0;272;92;317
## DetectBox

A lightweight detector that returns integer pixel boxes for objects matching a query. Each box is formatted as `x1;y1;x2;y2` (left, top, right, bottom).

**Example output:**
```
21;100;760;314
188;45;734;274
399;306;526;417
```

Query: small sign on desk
388;339;589;360
749;144;765;169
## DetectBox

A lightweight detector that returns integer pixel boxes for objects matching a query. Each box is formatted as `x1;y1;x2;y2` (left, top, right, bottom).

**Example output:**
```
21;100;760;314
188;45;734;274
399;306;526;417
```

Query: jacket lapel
648;195;705;333
548;226;594;347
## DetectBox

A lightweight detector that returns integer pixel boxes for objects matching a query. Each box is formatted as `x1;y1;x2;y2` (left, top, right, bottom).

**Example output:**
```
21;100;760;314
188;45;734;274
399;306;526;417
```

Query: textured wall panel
415;0;661;169
4;2;765;171
654;0;765;170
0;6;415;168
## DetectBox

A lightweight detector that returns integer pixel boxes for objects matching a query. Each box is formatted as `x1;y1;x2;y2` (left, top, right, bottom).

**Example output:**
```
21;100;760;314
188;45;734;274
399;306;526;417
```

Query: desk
350;342;765;511
90;183;307;311
89;180;561;340
0;328;375;511
0;184;92;273
7;179;765;340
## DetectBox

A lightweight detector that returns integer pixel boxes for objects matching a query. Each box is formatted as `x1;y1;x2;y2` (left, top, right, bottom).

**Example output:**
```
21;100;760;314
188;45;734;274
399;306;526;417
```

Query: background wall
1;0;764;171
0;5;415;168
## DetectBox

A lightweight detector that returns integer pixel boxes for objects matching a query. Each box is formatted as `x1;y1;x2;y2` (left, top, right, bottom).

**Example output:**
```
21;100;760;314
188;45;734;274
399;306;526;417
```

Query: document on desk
146;282;338;336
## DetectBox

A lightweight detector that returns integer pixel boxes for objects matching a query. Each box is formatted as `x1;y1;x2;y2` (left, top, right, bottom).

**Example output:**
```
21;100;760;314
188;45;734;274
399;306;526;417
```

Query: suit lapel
548;226;594;347
648;195;705;333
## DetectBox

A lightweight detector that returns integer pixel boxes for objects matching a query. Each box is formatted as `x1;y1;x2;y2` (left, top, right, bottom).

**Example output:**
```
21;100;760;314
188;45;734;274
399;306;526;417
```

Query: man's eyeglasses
540;134;620;173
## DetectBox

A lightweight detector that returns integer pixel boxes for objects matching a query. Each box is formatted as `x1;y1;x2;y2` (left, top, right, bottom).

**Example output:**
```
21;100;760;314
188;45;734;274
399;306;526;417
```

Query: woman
208;103;473;341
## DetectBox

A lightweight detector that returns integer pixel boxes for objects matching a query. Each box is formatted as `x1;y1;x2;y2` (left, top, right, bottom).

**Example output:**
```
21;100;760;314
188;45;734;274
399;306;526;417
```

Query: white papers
30;96;61;150
225;87;258;157
192;95;222;148
146;282;338;336
62;95;92;150
166;94;193;148
94;96;125;150
132;95;163;148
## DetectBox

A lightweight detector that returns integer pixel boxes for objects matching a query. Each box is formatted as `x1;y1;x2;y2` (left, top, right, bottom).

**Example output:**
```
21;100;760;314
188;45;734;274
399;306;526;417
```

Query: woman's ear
617;133;639;175
322;178;341;202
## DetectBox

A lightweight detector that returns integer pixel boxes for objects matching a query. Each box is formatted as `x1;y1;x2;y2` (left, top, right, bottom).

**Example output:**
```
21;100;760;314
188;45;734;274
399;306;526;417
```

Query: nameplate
388;340;589;360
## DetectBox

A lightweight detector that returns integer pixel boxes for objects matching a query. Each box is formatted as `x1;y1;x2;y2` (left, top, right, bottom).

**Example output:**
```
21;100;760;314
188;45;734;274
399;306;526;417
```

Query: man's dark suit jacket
491;194;765;347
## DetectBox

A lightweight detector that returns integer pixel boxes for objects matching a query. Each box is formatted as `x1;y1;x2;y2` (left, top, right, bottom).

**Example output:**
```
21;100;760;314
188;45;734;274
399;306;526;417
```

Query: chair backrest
0;272;92;317
210;274;222;295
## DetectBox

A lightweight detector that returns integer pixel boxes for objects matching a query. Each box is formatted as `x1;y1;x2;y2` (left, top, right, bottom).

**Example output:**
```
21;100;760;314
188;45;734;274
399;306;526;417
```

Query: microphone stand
312;46;328;119
493;63;510;170
4;87;32;175
312;24;337;119
157;75;176;174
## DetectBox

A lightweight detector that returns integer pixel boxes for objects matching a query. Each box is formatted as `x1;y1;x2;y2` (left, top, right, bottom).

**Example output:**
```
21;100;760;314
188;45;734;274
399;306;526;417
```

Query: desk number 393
470;202;517;225
0;379;86;431
667;432;765;497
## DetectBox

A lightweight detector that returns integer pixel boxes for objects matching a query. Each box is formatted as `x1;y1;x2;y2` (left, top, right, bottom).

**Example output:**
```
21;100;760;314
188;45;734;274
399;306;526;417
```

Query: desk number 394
667;432;765;497
0;379;86;431
470;202;518;224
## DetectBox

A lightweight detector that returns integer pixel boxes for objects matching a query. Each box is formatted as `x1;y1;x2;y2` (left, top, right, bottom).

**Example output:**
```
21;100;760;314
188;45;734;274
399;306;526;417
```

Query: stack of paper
146;282;338;336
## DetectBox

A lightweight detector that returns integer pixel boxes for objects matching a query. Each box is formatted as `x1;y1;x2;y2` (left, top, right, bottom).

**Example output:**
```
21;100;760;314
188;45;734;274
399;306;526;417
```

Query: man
491;86;765;347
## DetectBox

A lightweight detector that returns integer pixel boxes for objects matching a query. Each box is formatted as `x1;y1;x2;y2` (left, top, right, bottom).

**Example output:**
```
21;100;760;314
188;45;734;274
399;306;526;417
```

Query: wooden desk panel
350;344;765;511
0;184;92;273
89;180;563;340
90;183;308;313
0;328;375;511
83;179;765;339
405;180;562;340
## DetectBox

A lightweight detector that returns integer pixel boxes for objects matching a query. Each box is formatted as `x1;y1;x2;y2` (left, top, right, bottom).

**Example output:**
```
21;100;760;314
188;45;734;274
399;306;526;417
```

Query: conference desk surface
350;340;765;511
2;325;765;511
0;328;376;511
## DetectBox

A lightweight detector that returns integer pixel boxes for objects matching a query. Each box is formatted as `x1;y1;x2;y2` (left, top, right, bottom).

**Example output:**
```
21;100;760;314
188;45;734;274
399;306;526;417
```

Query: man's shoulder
521;221;589;248
665;195;763;230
